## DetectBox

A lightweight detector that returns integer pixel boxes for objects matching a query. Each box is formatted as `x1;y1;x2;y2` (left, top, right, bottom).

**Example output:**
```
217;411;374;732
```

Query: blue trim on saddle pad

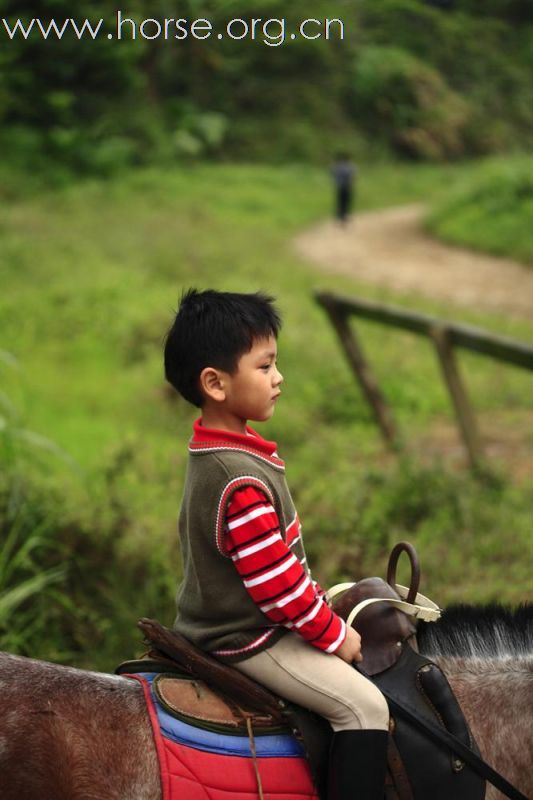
138;673;306;759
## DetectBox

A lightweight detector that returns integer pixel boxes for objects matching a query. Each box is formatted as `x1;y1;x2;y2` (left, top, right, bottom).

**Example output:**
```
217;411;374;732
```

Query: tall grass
1;355;68;652
0;353;176;667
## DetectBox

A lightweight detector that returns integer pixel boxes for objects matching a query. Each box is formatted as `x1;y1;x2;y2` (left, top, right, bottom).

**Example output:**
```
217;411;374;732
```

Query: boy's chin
250;409;275;423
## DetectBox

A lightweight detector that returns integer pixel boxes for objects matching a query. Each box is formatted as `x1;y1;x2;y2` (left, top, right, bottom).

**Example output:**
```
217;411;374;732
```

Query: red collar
190;419;284;467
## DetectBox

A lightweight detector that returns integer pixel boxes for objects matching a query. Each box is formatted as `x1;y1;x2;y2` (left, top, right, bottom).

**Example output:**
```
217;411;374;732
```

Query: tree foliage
352;46;469;159
1;0;532;170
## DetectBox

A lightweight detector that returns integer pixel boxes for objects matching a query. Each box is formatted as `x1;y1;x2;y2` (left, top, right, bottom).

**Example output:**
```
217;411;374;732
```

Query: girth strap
378;684;528;800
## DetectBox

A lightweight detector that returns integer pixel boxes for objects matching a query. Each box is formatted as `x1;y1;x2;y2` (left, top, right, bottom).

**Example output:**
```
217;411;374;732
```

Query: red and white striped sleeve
224;485;346;654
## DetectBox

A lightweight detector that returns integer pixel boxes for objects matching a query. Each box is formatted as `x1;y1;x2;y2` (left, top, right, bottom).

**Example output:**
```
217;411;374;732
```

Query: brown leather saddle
118;624;330;796
126;543;525;800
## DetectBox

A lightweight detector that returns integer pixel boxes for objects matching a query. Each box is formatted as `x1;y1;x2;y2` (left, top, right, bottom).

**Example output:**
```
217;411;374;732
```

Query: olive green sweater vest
174;439;309;663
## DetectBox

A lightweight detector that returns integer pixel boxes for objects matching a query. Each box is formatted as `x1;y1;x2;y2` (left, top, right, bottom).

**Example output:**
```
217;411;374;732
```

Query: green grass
426;156;533;265
1;159;532;668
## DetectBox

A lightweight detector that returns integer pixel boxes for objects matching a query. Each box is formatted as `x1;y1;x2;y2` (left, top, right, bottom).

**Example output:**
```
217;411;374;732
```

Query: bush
352;46;469;159
358;0;533;156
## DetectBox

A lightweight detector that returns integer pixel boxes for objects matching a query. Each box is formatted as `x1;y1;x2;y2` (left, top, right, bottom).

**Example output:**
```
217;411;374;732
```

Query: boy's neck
200;407;248;436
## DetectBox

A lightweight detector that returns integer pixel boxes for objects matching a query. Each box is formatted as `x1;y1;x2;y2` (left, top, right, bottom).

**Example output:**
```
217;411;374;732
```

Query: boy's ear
199;367;226;403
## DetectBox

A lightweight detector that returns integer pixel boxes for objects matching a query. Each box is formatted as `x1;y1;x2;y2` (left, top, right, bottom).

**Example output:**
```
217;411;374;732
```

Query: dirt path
294;205;533;320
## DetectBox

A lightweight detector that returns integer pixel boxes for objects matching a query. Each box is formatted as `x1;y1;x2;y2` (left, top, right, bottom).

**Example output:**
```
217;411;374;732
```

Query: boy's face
221;336;283;429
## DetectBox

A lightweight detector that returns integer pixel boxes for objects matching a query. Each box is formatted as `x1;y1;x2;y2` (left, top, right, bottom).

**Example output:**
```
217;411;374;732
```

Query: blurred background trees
2;0;532;173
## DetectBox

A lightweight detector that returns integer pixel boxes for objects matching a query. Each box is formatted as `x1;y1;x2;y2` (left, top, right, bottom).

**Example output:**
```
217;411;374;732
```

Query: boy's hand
335;625;363;664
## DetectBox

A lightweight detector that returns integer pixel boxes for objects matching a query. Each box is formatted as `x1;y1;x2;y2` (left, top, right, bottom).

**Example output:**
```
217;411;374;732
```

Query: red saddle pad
128;672;319;800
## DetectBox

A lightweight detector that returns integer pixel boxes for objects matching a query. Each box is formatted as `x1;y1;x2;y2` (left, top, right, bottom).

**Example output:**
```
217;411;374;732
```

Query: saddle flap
155;675;281;732
332;577;417;676
157;677;243;727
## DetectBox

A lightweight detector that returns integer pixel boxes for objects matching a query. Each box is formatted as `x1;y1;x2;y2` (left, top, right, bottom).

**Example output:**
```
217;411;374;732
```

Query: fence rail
315;291;533;469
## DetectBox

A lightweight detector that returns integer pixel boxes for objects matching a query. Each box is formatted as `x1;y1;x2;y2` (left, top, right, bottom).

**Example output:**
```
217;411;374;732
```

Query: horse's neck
439;655;533;800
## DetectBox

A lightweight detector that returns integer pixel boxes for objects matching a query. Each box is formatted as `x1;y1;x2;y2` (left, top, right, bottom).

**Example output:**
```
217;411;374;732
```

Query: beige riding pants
233;632;389;732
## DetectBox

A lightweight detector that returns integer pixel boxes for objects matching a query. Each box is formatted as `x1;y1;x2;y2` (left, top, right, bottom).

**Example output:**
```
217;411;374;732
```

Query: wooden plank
316;291;533;371
430;325;484;470
323;305;399;450
449;326;533;370
316;291;434;337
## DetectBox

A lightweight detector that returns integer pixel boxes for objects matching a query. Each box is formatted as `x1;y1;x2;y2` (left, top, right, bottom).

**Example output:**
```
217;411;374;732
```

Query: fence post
430;324;484;469
323;306;399;450
315;290;533;469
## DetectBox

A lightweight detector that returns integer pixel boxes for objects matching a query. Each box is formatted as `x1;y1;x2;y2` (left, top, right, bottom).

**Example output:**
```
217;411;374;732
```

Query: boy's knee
333;683;389;732
360;685;389;730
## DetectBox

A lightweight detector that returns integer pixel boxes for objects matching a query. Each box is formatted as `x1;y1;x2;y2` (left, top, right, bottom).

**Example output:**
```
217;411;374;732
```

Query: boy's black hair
164;288;282;407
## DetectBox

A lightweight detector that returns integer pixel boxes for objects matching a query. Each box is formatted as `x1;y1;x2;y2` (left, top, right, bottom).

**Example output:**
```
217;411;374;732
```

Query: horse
0;604;531;800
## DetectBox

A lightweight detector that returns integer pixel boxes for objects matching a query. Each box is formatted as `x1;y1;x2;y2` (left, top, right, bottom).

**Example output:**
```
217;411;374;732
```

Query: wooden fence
315;291;533;469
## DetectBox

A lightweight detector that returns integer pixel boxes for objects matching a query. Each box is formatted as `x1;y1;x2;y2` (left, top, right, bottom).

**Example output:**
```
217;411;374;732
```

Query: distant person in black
331;155;357;225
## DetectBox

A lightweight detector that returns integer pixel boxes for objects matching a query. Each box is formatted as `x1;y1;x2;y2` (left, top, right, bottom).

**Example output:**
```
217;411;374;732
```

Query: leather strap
380;688;528;800
326;582;355;602
326;583;441;623
347;596;441;625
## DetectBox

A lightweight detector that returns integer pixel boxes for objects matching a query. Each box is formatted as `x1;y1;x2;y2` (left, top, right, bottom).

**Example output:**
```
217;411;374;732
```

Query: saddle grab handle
387;541;420;604
325;541;440;624
326;541;421;607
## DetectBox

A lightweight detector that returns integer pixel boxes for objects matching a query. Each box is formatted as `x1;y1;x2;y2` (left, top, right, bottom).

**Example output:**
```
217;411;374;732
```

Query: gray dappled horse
0;605;531;800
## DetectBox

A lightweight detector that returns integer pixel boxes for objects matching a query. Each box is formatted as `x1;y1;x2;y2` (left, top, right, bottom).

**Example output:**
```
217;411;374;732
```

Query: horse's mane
417;603;533;659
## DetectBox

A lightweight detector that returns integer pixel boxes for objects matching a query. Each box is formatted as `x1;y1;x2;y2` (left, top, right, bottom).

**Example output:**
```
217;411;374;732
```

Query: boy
164;289;389;800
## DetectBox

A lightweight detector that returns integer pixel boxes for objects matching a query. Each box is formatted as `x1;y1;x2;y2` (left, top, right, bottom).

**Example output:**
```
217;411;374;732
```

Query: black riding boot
328;729;388;800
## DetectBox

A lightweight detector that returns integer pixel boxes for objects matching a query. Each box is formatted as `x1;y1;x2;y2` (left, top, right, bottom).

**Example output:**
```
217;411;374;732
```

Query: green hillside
427;158;533;264
2;161;532;669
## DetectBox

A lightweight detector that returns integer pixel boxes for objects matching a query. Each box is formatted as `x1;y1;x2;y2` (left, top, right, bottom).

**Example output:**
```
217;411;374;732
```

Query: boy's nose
274;367;283;386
